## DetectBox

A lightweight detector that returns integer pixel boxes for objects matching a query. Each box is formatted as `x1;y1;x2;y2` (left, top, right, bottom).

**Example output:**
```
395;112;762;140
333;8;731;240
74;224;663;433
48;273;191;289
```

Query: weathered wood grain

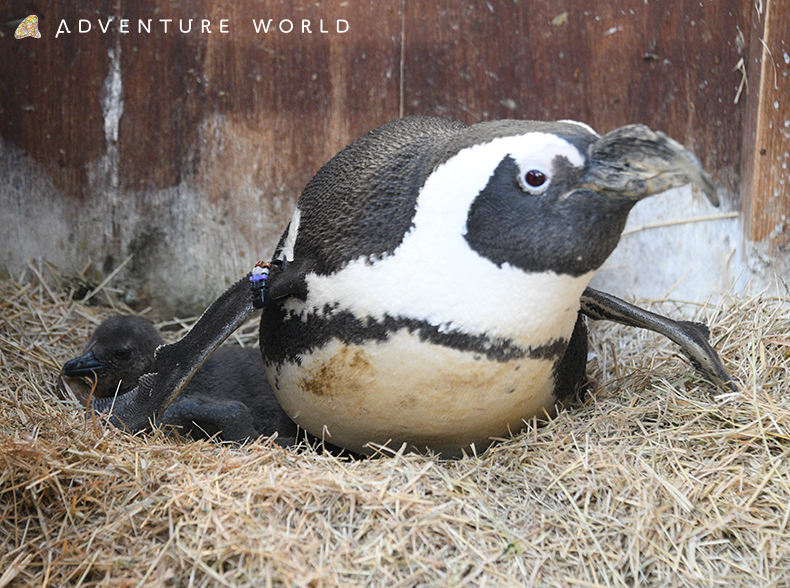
402;0;750;195
740;0;790;250
0;0;786;312
0;2;114;198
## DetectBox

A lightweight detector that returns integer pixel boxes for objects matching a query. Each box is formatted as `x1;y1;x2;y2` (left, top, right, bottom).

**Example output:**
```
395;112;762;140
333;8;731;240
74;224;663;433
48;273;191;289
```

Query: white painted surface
0;134;293;316
590;184;750;303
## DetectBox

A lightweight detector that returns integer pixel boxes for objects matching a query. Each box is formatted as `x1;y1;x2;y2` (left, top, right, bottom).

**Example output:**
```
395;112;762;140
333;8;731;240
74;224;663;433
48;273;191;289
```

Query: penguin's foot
580;287;738;392
157;399;258;442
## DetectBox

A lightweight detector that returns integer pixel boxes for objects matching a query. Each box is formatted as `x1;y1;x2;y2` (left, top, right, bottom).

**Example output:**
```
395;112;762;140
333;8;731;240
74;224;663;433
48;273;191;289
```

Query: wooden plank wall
0;0;785;313
741;0;790;252
2;1;750;195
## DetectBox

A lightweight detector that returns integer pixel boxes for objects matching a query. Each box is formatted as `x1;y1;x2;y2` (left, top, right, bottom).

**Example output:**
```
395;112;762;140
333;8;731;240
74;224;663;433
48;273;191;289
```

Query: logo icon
14;15;41;39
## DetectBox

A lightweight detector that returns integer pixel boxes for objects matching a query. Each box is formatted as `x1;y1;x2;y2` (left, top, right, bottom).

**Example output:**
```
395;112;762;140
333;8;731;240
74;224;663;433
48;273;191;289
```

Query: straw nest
1;260;789;588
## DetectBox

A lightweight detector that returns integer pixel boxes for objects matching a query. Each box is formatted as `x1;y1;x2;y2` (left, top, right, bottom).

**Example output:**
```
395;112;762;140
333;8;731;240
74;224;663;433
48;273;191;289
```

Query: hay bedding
1;262;789;588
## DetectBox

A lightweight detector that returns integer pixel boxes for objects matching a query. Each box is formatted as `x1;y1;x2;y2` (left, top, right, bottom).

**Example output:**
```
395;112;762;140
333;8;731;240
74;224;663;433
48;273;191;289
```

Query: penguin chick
91;117;736;457
61;315;297;444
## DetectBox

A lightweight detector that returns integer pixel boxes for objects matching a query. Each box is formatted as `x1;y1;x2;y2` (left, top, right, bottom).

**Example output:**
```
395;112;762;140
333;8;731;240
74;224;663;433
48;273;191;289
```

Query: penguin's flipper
90;276;256;432
580;287;738;392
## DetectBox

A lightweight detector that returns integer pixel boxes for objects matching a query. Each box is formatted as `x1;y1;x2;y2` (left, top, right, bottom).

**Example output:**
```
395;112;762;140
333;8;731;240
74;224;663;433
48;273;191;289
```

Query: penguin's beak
62;350;107;377
581;124;719;206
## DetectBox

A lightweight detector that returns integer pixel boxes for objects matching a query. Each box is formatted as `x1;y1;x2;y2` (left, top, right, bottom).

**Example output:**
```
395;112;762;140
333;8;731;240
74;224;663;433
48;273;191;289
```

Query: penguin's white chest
265;258;593;455
267;329;565;456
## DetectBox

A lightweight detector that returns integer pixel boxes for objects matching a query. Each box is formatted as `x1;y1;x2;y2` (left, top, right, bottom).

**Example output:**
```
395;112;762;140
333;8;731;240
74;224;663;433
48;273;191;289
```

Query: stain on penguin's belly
265;329;564;456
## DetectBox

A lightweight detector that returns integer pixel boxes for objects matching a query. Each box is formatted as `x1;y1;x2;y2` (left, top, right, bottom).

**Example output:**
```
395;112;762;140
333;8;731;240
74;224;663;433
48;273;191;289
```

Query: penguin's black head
61;315;164;398
459;121;718;277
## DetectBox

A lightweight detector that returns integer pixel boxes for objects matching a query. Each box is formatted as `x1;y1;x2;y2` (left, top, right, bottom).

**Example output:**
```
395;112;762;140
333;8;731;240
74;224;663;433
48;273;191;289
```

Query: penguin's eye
525;170;547;187
114;349;132;361
518;167;551;194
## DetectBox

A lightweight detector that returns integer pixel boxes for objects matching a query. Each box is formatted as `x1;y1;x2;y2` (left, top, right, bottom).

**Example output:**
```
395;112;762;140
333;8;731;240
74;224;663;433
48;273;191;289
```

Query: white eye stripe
510;136;585;169
510;137;585;194
279;207;301;262
558;119;600;137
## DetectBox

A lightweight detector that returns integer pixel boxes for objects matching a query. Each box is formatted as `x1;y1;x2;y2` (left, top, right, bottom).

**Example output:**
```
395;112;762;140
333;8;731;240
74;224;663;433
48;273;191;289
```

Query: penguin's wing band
580;287;738;392
90;276;256;432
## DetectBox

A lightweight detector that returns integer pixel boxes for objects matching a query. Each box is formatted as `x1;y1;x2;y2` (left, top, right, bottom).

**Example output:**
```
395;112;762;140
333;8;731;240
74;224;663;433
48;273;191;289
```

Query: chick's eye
525;170;547;188
114;349;132;361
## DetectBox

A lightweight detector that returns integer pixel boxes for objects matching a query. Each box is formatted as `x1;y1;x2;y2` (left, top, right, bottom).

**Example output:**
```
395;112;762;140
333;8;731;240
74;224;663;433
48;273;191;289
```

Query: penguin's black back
286;117;466;279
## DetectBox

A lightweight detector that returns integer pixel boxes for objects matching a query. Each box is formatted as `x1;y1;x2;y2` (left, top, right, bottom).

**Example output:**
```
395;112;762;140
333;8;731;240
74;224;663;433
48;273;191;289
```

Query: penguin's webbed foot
157;399;260;443
580;287;738;392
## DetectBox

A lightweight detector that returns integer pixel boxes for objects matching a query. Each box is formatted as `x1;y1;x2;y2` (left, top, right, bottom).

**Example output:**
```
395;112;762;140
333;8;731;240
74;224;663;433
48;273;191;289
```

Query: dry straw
1;261;789;587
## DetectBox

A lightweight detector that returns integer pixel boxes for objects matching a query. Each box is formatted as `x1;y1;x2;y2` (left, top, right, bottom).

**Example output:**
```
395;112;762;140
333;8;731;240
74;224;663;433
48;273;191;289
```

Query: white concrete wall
590;184;787;304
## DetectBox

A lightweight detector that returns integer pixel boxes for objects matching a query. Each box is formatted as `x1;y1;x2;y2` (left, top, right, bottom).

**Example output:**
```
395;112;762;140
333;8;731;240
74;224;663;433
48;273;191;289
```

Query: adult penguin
88;117;736;456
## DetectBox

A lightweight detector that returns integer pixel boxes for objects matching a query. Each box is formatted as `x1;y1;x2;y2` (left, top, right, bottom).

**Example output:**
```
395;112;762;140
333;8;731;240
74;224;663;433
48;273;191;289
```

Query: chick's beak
582;124;719;206
62;350;107;377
